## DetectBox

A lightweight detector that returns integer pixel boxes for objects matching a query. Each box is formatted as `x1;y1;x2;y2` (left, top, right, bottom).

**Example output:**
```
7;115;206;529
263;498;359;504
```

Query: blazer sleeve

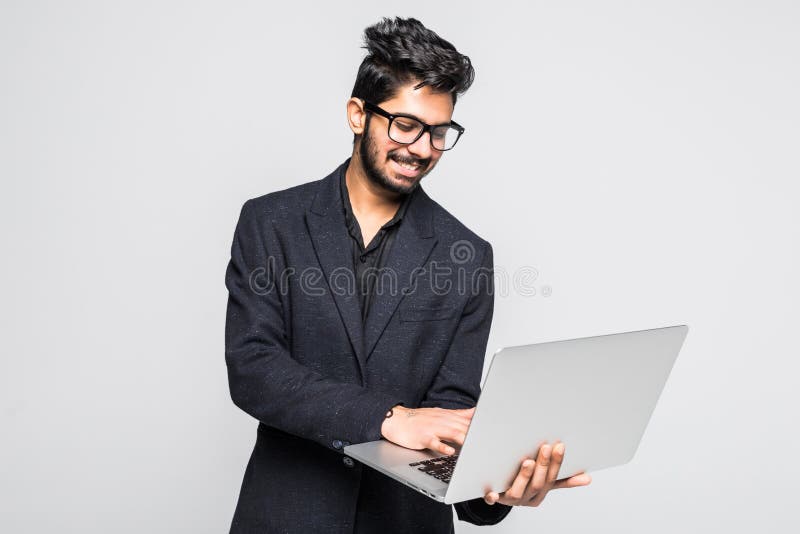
224;199;403;451
418;241;513;526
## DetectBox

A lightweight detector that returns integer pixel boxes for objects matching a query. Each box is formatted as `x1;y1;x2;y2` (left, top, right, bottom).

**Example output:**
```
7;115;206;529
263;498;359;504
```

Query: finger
528;443;558;507
529;443;564;507
529;487;548;507
439;419;472;440
524;443;552;501
484;491;500;505
429;409;472;429
444;418;472;433
433;410;473;428
450;414;474;427
552;473;592;490
451;407;475;421
546;442;565;484
500;458;535;503
435;419;470;444
446;420;471;438
439;428;468;447
445;406;475;415
427;436;456;456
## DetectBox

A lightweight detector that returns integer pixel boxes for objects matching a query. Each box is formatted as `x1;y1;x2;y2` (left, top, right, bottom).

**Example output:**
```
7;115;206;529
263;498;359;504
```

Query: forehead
378;83;455;124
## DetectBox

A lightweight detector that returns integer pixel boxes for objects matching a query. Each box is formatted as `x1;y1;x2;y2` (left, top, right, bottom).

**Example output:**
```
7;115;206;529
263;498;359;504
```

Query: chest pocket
400;306;459;322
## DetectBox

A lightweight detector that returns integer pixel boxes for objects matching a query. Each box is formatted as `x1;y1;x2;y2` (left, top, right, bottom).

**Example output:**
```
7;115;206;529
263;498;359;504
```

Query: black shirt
340;165;514;526
339;165;414;324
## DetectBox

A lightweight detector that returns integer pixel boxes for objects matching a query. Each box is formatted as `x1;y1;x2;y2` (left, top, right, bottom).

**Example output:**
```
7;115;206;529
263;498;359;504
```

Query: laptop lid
443;325;688;503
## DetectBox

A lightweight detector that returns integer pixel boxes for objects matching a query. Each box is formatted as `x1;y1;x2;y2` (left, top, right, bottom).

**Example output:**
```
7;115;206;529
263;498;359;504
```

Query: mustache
389;153;430;168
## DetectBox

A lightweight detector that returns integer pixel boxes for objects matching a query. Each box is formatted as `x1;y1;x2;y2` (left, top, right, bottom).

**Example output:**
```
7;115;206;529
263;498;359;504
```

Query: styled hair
351;17;475;106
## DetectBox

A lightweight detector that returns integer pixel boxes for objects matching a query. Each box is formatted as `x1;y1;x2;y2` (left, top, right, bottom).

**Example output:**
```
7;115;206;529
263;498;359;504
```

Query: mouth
389;155;426;178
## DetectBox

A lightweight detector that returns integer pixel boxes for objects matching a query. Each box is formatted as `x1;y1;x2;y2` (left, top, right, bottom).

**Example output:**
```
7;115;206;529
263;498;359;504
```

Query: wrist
380;404;406;438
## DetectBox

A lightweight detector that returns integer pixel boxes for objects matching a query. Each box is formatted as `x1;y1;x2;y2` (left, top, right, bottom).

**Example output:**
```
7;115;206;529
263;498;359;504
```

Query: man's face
357;84;454;195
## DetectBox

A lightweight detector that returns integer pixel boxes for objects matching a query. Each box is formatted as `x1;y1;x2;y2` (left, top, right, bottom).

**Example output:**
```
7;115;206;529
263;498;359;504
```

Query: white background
1;1;798;532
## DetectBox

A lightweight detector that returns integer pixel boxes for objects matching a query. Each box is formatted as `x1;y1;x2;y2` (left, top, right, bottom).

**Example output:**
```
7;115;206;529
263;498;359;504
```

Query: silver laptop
344;325;689;504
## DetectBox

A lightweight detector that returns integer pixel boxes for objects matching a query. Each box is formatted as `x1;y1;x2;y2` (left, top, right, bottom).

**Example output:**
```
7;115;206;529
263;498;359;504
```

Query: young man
224;17;590;533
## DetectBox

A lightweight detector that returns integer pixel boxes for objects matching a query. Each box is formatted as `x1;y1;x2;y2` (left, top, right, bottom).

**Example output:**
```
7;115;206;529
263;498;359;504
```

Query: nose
406;130;434;160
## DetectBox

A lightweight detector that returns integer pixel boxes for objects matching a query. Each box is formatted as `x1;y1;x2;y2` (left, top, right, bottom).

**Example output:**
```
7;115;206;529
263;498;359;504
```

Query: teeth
395;159;419;171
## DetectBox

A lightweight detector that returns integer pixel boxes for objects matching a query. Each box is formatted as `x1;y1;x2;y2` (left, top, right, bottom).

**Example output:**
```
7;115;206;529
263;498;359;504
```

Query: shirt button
343;456;355;468
332;439;343;450
360;256;366;263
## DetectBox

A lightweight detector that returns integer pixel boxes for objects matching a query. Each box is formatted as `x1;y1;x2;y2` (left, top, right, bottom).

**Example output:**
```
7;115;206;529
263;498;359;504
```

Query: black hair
351;17;475;106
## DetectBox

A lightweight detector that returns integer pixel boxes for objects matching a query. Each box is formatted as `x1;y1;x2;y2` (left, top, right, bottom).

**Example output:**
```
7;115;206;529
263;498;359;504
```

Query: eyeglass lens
389;117;460;150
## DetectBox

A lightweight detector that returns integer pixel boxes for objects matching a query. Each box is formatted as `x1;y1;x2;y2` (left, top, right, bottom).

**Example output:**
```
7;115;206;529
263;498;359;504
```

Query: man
224;17;590;533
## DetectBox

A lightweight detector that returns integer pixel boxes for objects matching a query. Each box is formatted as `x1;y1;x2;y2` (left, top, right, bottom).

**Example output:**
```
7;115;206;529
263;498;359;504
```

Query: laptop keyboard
409;454;458;483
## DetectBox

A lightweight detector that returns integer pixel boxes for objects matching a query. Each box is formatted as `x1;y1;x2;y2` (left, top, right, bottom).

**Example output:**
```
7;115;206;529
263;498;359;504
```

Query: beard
358;117;434;195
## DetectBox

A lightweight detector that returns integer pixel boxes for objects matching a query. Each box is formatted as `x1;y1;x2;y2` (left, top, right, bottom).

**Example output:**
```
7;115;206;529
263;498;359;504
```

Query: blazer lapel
305;162;367;370
363;185;438;363
305;160;439;371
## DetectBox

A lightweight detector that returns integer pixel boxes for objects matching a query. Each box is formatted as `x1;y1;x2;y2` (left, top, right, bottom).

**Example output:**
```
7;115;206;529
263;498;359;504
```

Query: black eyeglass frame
362;101;465;151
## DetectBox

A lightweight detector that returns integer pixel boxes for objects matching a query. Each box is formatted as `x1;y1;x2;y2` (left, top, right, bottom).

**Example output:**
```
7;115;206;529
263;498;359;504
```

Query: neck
345;151;404;218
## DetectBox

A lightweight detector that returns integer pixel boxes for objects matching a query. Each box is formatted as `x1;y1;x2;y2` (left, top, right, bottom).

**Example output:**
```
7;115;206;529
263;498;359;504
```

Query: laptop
344;324;689;504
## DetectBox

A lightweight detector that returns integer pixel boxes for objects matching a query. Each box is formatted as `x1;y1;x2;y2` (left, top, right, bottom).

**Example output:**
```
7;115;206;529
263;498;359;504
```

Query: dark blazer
225;160;512;533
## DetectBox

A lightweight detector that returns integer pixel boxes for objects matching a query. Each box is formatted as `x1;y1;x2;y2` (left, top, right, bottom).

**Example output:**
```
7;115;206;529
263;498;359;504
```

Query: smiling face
349;83;455;195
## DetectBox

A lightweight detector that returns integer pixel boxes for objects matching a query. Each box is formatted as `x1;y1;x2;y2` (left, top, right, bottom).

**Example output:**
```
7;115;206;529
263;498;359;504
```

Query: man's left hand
483;442;591;507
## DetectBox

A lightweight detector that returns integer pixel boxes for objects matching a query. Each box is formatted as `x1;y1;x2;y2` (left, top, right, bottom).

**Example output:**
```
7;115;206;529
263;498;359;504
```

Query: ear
346;98;367;135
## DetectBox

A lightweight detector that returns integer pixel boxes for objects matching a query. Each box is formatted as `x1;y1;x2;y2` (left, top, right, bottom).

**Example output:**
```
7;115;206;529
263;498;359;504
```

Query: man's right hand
380;405;475;456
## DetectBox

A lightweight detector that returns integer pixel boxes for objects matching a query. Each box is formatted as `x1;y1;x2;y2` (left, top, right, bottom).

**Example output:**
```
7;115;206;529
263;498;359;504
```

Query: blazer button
332;439;343;450
343;456;355;468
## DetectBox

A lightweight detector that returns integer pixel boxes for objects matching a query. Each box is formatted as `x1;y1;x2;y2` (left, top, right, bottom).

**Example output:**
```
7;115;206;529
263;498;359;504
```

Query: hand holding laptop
482;441;592;507
381;404;591;507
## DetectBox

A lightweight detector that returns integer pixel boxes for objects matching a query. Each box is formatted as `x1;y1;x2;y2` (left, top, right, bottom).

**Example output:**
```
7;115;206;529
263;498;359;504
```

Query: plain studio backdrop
1;1;798;532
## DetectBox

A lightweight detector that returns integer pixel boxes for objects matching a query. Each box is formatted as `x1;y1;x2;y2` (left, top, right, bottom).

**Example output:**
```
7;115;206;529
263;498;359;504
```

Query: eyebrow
390;110;453;127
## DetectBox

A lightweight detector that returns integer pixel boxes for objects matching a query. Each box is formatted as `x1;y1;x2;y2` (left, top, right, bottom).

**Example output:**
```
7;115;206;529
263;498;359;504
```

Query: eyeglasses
363;101;465;151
